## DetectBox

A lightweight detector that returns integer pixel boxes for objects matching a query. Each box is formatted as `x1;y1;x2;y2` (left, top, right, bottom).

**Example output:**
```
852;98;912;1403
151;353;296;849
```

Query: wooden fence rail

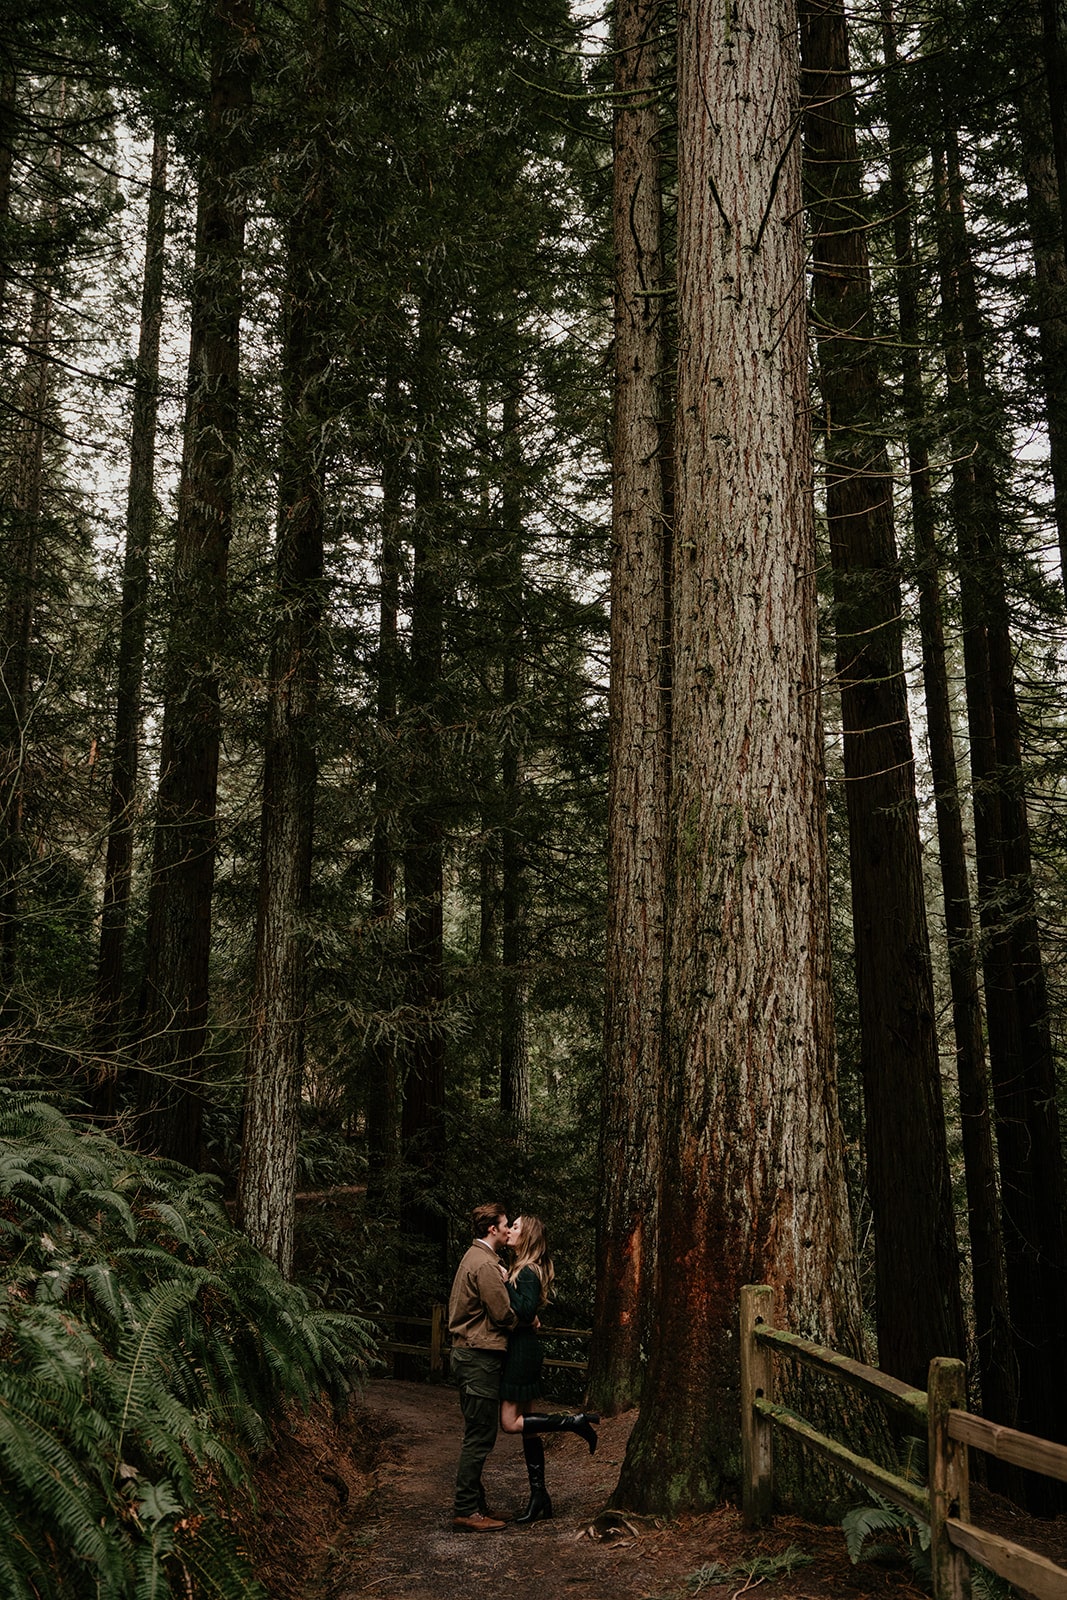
375;1306;449;1374
740;1284;1067;1600
373;1305;590;1377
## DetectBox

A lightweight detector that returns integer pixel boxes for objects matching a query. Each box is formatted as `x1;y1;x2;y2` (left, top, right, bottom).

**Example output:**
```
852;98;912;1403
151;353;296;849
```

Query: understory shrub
0;1091;376;1599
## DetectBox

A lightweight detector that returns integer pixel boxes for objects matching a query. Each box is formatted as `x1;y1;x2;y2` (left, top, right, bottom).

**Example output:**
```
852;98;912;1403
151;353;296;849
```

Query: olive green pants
451;1346;503;1516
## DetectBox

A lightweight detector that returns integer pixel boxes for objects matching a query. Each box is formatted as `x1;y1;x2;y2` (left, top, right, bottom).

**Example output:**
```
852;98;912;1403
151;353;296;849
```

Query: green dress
500;1266;543;1403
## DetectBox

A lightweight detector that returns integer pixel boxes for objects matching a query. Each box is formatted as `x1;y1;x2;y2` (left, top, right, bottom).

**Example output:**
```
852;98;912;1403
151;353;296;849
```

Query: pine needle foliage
0;1091;375;1599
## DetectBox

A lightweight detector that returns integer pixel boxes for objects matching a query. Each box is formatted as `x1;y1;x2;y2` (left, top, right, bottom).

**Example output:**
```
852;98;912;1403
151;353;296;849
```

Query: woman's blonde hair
508;1214;554;1308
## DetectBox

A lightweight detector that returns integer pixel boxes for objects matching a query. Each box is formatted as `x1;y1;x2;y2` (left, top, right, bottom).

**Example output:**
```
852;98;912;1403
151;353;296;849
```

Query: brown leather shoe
452;1512;506;1532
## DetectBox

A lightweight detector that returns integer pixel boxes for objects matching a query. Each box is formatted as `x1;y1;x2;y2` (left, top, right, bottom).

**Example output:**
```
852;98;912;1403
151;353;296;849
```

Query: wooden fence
741;1284;1067;1600
374;1305;590;1377
376;1306;449;1374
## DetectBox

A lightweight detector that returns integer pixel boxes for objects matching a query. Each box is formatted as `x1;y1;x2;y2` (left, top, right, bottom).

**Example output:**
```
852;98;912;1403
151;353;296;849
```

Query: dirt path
313;1380;930;1600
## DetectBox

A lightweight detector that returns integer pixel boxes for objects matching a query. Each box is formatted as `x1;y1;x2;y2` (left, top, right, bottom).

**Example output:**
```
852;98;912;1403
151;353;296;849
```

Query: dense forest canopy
2;0;1067;1575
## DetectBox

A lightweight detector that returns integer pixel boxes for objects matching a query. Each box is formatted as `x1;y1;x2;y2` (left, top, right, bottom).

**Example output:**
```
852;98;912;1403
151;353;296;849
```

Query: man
448;1201;519;1531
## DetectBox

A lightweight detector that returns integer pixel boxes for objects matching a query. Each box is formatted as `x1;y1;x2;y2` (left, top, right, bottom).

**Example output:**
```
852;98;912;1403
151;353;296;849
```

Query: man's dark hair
472;1202;506;1239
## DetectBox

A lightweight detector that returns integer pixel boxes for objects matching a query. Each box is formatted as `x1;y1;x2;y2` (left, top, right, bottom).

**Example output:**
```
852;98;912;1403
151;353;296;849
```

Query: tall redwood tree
237;0;335;1276
590;0;671;1418
614;0;863;1513
94;130;168;1080
800;0;964;1387
137;0;257;1163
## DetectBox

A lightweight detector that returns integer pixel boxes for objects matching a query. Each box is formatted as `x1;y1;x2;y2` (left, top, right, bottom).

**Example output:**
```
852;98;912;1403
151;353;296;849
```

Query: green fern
843;1488;1019;1600
0;1089;377;1598
842;1499;927;1568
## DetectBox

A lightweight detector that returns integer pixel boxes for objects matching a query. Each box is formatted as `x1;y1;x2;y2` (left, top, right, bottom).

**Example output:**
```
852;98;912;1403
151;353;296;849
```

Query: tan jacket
448;1240;517;1351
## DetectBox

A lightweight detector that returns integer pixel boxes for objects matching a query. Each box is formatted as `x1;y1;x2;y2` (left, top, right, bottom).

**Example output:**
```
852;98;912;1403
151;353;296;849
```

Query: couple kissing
447;1202;599;1532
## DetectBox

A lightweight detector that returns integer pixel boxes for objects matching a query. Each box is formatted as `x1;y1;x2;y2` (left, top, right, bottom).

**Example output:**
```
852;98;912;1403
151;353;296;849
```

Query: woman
498;1214;599;1525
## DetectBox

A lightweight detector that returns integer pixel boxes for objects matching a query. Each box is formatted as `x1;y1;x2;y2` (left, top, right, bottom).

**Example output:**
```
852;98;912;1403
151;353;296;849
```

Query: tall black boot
514;1434;552;1524
522;1410;600;1455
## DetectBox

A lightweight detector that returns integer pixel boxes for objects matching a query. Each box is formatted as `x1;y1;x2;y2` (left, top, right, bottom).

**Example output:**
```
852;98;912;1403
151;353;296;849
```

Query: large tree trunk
93;130;168;1088
800;0;964;1388
881;10;1013;1432
589;0;671;1419
934;128;1067;1498
236;0;333;1278
614;0;863;1513
137;0;256;1164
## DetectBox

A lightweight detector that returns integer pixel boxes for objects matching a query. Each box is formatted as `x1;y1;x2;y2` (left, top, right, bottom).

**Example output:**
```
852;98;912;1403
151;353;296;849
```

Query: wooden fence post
740;1284;775;1527
430;1302;445;1374
928;1356;970;1600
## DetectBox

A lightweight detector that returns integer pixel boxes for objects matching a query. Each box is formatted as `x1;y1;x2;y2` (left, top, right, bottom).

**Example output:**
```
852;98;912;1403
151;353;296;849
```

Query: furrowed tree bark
882;6;1013;1434
137;0;257;1164
93;130;168;1090
589;0;671;1418
934;127;1067;1500
236;0;334;1278
800;0;964;1388
614;0;863;1512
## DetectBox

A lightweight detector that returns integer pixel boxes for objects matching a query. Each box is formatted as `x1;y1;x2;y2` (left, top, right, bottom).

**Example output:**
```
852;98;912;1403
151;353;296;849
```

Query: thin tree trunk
93;130;168;1090
1039;0;1067;236
137;0;256;1164
474;378;499;1104
0;64;16;328
237;0;333;1278
881;7;1014;1434
498;388;528;1132
400;289;447;1267
589;0;670;1419
476;828;498;1101
615;0;863;1513
0;99;62;1000
800;0;965;1388
365;364;402;1194
934;129;1067;1499
1016;1;1067;600
0;295;50;998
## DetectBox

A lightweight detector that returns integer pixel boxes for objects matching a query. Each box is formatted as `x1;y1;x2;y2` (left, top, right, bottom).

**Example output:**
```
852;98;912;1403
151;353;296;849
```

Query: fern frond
78;1260;126;1326
82;1187;138;1239
0;1401;122;1579
145;1201;192;1245
113;1281;199;1466
842;1502;910;1564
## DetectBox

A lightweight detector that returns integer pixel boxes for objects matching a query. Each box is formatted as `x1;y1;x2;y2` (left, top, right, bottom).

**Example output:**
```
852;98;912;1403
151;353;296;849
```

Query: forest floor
237;1377;1025;1600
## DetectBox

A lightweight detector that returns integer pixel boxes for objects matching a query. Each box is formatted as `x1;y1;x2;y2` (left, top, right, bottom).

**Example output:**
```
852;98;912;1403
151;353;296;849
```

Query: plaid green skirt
500;1324;543;1403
